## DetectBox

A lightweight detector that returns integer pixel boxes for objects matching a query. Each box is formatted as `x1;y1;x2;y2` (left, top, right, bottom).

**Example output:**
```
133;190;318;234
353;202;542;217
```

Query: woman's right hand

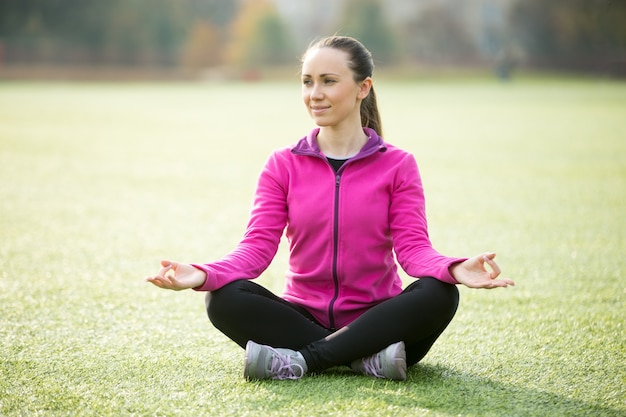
145;260;206;291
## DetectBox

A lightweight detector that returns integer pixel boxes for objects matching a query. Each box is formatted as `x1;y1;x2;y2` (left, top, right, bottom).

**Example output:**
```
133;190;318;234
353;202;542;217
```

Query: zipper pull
335;174;341;187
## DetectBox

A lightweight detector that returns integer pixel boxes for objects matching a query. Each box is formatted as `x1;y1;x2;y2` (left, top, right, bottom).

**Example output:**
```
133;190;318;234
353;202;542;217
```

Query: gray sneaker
244;340;308;380
350;341;407;381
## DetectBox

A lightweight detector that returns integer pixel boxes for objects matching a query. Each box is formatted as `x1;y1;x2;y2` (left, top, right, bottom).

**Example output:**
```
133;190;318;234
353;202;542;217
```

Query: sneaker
350;341;407;381
244;340;308;380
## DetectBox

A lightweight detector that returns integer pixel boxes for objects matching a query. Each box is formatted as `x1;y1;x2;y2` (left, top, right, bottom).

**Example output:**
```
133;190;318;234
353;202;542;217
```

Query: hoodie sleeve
191;151;288;291
389;153;465;284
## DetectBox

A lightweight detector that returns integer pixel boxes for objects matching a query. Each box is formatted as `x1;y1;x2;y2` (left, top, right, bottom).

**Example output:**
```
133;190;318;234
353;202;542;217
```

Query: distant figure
495;47;519;81
146;36;514;381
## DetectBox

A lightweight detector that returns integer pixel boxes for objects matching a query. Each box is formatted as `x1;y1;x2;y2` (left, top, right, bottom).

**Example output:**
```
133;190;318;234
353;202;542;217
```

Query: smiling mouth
311;106;330;114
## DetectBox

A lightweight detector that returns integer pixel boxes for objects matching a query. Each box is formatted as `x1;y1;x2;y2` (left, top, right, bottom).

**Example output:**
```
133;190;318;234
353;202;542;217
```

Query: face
301;47;371;129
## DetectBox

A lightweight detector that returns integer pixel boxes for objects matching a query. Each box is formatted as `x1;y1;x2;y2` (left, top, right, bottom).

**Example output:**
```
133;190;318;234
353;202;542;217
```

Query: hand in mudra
450;253;515;289
145;260;206;290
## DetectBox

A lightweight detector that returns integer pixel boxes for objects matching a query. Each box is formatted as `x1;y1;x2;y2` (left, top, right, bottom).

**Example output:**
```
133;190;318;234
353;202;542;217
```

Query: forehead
302;47;351;76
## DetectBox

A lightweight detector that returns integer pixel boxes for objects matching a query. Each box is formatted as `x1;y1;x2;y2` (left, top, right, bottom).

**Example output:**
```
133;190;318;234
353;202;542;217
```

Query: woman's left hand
450;252;515;289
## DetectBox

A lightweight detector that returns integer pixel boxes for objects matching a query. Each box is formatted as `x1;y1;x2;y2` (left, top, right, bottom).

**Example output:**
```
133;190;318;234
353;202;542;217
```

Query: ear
357;77;373;100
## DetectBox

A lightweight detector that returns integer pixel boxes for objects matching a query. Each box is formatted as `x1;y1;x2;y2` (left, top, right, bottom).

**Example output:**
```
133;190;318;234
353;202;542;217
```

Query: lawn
0;77;624;416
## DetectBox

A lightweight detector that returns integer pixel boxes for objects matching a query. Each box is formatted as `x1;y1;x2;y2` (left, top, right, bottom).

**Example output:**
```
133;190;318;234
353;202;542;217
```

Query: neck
317;125;368;159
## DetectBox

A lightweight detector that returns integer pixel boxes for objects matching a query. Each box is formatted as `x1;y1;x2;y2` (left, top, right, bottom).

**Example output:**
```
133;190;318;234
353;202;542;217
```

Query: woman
146;36;514;381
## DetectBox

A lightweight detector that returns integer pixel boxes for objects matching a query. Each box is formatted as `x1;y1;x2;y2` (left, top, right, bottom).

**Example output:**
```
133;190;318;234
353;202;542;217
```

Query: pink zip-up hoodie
193;128;465;329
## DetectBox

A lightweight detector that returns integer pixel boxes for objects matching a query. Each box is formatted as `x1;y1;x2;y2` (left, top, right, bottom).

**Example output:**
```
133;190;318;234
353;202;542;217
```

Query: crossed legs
206;277;459;373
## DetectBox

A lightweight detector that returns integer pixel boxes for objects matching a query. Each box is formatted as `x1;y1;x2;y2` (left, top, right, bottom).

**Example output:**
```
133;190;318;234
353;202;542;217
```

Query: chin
311;117;332;127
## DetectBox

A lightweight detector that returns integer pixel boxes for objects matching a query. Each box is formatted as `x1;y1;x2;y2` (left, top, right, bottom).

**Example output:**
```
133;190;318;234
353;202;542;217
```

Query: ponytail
361;86;382;137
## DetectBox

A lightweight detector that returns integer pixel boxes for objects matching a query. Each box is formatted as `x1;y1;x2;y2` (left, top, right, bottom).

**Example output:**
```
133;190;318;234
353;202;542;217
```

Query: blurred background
1;0;625;81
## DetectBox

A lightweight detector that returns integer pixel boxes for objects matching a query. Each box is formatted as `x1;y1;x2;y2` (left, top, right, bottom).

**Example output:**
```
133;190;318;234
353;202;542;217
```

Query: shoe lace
361;353;384;378
268;348;305;380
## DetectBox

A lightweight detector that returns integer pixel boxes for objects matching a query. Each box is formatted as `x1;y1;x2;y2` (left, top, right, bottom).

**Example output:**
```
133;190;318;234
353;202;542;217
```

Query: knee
442;279;460;304
442;281;459;318
420;277;460;315
204;292;212;312
436;278;460;310
205;280;245;324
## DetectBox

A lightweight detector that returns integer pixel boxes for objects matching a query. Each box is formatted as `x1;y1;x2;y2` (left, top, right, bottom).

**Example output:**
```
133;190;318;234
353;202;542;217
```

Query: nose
310;83;324;101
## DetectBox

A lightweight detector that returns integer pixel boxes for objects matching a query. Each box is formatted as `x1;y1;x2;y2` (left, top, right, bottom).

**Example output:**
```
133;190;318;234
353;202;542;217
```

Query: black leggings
206;277;459;373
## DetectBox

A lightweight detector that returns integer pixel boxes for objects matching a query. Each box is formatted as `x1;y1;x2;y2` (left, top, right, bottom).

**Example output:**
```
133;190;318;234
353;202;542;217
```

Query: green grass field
1;77;625;416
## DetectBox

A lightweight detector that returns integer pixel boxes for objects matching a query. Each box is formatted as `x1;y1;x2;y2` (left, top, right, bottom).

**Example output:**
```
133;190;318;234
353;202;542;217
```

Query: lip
311;106;330;115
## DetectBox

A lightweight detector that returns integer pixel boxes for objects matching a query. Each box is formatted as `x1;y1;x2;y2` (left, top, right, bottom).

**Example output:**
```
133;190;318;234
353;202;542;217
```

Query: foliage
0;0;235;66
180;20;223;70
336;0;399;65
510;0;626;72
225;0;295;69
1;0;626;75
402;4;478;65
0;79;625;416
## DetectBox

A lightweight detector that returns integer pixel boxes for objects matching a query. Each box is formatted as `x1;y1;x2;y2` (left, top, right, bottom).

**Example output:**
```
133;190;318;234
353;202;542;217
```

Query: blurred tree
180;20;222;70
0;0;237;67
336;0;399;65
2;0;625;76
177;0;237;72
0;0;118;63
226;0;294;70
91;0;189;66
402;4;477;66
250;12;295;66
186;0;237;29
510;0;626;73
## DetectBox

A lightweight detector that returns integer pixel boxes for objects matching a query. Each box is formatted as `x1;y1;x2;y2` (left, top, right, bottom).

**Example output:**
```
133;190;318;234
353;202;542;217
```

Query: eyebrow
301;72;341;78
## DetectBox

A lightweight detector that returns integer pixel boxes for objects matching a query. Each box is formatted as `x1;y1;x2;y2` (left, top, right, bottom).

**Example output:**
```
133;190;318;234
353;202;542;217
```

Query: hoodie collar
291;127;387;158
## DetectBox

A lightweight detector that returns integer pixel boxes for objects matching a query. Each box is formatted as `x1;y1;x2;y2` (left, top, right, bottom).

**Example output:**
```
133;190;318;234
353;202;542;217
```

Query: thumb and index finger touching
481;253;515;287
482;253;501;279
158;260;175;276
145;260;177;286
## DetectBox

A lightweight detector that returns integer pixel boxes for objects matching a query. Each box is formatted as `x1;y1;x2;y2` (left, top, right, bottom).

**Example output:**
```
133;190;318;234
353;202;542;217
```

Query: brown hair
303;36;383;136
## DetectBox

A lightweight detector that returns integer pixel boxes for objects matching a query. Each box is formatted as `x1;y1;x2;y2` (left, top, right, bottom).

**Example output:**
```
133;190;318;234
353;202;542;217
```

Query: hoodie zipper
327;172;342;330
327;156;374;330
